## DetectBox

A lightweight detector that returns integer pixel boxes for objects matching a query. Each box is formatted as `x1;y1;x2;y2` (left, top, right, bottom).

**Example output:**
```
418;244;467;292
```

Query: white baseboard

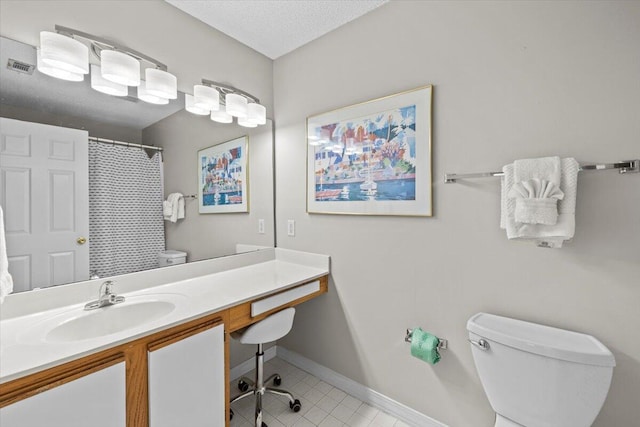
229;345;278;381
276;346;447;427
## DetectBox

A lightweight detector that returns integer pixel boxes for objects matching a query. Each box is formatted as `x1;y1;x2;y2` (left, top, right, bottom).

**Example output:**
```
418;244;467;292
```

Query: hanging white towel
509;156;564;225
0;206;14;304
501;158;579;248
163;193;185;223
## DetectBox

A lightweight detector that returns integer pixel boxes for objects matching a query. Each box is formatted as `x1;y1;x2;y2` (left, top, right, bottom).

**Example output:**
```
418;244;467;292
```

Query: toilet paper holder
405;328;448;349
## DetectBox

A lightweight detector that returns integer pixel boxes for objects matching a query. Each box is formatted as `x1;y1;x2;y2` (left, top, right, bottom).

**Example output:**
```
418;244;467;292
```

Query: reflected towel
163;193;185;223
410;328;441;365
0;206;14;304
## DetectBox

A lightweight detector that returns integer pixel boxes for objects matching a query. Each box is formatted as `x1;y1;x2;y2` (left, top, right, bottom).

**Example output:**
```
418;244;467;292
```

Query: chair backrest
235;307;296;344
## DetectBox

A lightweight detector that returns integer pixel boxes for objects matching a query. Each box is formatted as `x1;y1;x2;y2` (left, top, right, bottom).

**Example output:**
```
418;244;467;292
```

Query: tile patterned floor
230;357;410;427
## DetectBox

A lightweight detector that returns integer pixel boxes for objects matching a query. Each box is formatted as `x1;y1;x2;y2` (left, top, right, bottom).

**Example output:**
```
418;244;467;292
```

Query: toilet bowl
467;313;615;427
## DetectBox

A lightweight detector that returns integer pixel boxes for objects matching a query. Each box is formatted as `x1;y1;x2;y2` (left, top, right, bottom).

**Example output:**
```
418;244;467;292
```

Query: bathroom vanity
0;248;329;427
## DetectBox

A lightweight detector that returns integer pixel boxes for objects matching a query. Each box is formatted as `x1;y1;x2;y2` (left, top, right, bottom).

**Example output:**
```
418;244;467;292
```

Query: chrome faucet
84;280;125;310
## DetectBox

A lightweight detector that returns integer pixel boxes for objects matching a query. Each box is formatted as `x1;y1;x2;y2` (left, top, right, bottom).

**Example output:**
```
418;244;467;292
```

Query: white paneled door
0;117;89;291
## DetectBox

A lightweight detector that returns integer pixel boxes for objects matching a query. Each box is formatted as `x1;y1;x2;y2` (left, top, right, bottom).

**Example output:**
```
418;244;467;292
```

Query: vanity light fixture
247;103;267;125
185;94;211;115
137;83;169;105
39;31;89;75
36;48;84;82
145;68;178;100
193;84;220;111
225;93;248;118
100;49;140;86
36;25;176;102
90;64;128;96
237;116;258;128
210;109;233;123
186;79;267;126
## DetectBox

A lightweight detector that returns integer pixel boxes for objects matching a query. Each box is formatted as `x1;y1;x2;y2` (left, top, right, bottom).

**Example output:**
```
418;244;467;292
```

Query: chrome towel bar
444;159;639;183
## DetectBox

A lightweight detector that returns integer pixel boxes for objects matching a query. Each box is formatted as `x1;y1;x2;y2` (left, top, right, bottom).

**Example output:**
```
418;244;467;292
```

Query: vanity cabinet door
0;361;126;427
148;322;225;427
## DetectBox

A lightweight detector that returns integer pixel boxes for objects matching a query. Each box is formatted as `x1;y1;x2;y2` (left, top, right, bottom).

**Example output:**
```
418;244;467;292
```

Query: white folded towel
501;158;579;248
509;179;564;225
510;156;564;225
0;206;14;304
163;193;185;223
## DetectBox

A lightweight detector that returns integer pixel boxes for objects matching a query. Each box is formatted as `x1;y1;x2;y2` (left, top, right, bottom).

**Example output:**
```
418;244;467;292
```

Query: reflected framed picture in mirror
306;85;432;216
198;136;249;213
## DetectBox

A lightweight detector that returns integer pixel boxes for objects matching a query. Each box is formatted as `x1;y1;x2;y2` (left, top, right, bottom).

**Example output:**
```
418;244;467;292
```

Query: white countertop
0;248;329;384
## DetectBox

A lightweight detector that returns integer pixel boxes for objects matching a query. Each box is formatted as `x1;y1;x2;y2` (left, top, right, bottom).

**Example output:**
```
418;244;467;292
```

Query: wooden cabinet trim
148;317;224;353
228;276;328;332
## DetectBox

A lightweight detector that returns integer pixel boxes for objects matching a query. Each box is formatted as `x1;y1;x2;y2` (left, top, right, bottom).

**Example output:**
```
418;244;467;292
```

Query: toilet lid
467;313;616;367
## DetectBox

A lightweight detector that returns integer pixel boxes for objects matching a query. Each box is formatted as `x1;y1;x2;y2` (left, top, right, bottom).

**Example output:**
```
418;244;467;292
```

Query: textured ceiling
165;0;389;59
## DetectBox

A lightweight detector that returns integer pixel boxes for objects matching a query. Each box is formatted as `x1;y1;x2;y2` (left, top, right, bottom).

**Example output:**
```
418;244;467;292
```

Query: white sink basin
46;300;176;343
19;294;184;344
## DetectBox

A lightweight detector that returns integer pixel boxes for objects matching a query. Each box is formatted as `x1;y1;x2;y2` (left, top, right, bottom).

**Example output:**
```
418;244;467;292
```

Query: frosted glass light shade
36;48;84;82
225;93;248;118
146;68;177;99
210;109;233;124
101;50;140;86
193;85;220;111
137;84;169;105
238;116;257;128
90;64;128;96
39;31;89;74
185;94;210;115
247;103;266;125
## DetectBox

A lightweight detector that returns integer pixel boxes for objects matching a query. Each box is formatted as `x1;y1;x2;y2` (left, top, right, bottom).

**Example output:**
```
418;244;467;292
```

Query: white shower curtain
89;141;165;278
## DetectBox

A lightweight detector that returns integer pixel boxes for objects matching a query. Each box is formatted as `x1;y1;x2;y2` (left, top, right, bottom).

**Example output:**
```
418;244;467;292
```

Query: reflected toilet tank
467;313;615;427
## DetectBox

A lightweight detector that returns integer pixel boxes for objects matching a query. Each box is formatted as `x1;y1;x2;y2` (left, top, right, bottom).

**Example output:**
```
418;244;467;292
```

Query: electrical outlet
287;220;295;237
258;219;265;234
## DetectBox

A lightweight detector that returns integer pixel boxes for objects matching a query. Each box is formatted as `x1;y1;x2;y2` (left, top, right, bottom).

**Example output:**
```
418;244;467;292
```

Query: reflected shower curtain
89;141;165;278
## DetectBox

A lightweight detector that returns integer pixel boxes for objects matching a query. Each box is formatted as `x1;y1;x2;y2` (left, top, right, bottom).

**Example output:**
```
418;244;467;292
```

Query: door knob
77;237;87;245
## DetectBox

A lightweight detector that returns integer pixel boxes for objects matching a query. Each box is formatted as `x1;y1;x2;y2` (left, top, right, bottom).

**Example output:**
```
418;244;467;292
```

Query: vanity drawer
228;276;328;332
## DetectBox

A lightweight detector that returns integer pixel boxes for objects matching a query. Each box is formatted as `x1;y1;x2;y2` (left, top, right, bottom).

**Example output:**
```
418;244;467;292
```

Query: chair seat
232;307;295;344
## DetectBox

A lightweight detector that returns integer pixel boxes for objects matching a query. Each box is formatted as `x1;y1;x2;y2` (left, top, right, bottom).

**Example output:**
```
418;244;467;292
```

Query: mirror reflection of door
0;117;89;291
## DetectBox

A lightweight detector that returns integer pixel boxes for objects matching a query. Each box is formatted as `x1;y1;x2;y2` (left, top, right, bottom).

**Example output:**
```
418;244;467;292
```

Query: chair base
230;345;301;427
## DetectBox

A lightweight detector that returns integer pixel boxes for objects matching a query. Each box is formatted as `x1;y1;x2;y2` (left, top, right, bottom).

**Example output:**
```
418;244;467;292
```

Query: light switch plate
287;220;295;237
258;219;265;234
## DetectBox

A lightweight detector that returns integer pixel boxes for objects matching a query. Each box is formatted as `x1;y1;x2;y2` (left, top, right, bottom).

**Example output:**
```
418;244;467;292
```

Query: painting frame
198;135;249;214
306;85;432;216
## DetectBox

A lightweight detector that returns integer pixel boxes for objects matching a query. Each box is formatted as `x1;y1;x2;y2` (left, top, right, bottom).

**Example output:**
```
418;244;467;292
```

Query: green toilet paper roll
410;328;441;365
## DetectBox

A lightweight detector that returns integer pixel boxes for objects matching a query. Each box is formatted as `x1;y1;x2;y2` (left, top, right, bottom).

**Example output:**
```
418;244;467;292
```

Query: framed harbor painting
306;85;432;216
198;136;249;214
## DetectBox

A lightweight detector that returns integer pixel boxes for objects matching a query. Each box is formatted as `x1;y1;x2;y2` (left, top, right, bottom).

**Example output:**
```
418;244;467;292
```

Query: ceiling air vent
7;59;35;75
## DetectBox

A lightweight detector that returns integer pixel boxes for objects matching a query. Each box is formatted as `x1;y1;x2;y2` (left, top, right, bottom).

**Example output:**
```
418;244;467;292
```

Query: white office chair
230;307;301;427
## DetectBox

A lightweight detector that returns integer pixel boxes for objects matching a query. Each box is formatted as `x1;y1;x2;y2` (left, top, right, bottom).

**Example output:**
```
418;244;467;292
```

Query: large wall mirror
0;36;275;294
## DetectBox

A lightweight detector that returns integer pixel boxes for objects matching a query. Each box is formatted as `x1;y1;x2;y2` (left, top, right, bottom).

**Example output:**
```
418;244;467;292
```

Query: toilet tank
467;313;615;427
158;250;187;267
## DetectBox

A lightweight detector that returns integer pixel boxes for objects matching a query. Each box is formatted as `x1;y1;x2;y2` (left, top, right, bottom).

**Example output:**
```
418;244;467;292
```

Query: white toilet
467;312;615;427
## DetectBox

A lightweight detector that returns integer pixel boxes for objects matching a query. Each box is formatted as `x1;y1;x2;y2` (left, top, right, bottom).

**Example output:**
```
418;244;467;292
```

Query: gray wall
143;112;275;261
274;2;640;426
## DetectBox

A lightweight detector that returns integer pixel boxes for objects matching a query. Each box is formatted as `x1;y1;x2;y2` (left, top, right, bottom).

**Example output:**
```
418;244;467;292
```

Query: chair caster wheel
238;379;249;392
290;398;301;412
273;375;282;386
229;409;234;420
